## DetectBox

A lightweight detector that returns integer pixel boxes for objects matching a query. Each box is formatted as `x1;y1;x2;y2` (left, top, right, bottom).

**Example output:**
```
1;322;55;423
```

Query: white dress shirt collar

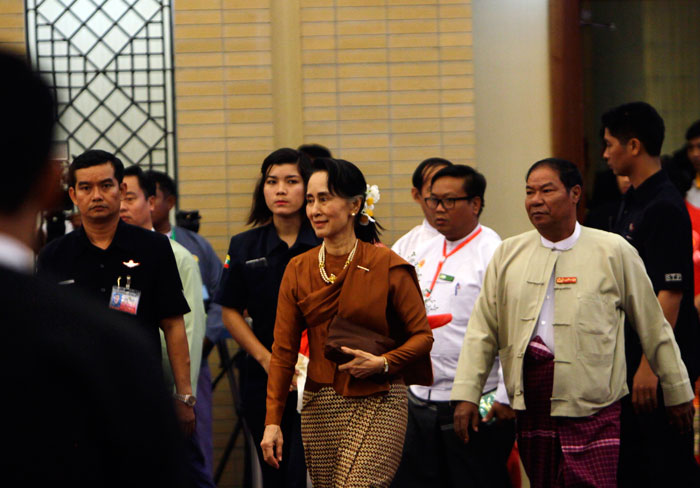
539;221;581;251
0;233;34;273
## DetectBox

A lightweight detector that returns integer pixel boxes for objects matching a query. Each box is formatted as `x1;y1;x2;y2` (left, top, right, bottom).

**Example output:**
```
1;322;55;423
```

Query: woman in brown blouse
261;157;434;487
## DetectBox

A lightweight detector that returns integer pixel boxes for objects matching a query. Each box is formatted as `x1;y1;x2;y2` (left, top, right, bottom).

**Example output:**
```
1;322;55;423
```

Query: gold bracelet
382;356;389;374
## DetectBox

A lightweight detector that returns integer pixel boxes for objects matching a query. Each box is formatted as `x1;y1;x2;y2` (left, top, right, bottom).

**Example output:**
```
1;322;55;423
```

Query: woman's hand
337;347;385;378
261;424;283;469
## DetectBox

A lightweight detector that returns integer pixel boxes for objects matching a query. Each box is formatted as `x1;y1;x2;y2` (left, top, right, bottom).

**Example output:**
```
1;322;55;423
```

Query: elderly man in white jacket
452;158;694;488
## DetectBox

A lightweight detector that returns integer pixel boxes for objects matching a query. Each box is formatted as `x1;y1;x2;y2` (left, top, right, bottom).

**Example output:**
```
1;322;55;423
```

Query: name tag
245;257;268;268
109;286;141;315
555;276;577;284
438;273;455;282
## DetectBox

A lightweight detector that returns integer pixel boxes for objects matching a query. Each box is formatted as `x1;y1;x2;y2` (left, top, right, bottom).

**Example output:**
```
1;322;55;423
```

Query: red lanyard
425;226;482;298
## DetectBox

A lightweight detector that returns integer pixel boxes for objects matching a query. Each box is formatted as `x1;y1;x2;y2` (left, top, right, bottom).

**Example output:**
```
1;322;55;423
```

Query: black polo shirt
214;221;320;384
613;169;700;382
36;219;190;359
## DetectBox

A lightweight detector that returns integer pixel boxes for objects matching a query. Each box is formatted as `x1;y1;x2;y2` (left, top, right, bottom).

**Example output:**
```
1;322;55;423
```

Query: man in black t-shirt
37;150;196;436
603;102;700;486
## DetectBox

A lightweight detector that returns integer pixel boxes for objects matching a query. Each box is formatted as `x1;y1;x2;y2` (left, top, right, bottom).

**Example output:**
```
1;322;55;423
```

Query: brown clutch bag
324;315;396;365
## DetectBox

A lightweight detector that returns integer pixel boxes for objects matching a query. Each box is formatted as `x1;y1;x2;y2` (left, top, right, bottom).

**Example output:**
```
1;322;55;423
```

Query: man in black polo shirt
603;102;700;485
37;150;196;435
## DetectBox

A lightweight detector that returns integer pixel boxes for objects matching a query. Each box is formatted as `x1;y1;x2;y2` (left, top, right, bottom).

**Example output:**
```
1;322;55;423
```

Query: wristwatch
174;393;197;407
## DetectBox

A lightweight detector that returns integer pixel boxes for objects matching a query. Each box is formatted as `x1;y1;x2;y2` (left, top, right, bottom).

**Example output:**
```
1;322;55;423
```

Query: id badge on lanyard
109;275;141;315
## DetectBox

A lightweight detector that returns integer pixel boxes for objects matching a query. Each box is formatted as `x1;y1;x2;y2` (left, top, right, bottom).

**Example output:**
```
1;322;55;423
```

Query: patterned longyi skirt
301;383;408;488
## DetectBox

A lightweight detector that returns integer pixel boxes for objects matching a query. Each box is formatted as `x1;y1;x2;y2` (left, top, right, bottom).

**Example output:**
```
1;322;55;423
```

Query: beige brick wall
299;0;474;245
174;0;474;256
0;0;25;53
174;1;273;259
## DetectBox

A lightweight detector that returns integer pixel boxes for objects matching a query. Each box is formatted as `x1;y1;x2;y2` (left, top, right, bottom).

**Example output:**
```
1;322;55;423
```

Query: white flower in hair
360;184;380;225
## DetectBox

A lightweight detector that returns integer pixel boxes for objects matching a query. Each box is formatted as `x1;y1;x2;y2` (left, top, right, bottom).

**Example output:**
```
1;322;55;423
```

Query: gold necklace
318;239;358;284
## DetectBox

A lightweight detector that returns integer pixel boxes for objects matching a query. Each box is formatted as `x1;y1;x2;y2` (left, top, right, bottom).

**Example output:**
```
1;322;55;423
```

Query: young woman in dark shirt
214;148;319;488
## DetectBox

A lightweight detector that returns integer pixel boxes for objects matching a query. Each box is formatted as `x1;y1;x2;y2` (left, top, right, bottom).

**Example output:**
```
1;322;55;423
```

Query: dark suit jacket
1;265;187;486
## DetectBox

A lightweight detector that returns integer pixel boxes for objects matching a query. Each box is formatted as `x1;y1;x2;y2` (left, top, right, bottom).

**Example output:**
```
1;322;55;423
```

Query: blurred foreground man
0;49;186;486
452;158;694;487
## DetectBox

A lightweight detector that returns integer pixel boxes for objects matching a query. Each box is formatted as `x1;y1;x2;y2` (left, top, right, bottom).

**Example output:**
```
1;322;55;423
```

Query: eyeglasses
424;196;472;210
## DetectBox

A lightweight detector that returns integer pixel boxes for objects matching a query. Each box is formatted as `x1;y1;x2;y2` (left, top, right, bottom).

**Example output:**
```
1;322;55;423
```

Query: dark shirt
585;199;622;231
2;265;187;487
613;169;700;382
36;220;190;359
214;221;320;382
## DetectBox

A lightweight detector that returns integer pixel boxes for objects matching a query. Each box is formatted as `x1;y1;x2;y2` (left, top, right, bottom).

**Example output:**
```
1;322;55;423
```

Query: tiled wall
641;1;700;153
173;1;274;257
299;0;474;245
0;0;24;53
173;0;475;256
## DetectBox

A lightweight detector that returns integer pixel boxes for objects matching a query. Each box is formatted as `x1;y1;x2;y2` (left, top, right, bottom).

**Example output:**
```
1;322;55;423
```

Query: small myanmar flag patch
224;254;231;269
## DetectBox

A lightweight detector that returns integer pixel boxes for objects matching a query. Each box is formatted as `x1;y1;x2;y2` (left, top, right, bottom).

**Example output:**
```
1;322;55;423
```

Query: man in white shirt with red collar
393;165;514;488
392;157;452;261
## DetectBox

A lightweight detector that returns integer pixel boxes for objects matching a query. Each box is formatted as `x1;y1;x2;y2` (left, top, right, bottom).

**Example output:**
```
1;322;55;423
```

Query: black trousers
618;391;700;487
392;390;514;488
241;376;307;488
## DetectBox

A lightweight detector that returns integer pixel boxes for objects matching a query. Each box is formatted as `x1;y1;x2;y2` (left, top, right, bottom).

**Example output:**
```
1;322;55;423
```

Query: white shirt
391;219;440;261
408;224;505;402
533;222;582;353
687;185;700;208
0;233;33;273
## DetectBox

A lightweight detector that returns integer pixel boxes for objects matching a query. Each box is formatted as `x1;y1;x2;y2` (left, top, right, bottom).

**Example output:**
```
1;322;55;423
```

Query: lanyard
425;226;482;298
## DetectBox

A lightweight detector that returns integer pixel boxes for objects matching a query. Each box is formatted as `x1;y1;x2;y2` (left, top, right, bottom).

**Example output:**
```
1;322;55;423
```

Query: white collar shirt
391;219;440;261
0;233;33;274
409;224;503;401
533;222;582;353
687;186;700;208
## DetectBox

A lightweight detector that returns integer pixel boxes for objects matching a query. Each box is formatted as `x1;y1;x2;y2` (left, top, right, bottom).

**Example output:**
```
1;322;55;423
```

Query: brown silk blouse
265;240;434;425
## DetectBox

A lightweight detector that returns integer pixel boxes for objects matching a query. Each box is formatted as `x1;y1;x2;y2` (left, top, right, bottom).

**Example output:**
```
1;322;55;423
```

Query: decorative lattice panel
26;0;176;173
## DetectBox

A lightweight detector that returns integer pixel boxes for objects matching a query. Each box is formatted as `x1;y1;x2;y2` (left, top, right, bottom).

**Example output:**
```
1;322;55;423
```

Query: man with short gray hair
452;158;694;487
